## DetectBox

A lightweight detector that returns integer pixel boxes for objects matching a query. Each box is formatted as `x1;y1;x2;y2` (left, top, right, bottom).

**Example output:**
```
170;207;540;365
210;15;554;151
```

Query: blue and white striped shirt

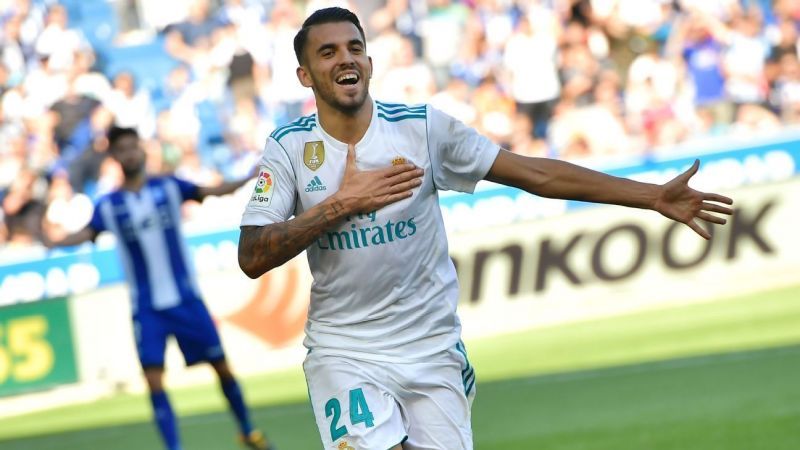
90;176;202;313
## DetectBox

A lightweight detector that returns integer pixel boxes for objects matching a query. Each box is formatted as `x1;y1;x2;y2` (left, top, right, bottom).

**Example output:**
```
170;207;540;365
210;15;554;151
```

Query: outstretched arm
197;168;259;200
485;150;733;239
238;144;424;278
42;225;99;248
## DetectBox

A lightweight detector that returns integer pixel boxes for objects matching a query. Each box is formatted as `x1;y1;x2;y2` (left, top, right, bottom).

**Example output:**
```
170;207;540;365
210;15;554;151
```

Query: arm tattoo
239;198;347;276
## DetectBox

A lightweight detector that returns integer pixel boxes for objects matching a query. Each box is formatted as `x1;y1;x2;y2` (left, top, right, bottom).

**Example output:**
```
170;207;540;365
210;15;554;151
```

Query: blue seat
102;38;180;94
61;0;118;52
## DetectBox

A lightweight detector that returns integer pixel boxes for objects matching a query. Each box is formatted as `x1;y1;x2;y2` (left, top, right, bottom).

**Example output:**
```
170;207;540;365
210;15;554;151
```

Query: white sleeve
240;137;297;226
427;105;501;193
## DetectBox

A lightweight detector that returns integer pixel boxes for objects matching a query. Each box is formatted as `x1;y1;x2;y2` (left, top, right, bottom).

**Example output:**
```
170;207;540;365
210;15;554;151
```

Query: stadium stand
0;0;797;249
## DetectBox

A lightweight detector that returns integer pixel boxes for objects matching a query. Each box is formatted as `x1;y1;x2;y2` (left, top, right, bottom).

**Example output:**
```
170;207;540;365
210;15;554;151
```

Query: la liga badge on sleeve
250;167;274;206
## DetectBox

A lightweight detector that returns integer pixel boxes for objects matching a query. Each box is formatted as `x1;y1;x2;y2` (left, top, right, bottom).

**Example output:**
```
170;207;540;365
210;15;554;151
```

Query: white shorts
303;342;477;450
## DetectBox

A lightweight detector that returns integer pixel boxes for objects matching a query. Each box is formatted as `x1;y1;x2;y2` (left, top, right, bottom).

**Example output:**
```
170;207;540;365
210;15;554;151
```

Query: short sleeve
426;106;500;193
169;176;200;201
682;45;693;61
240;137;297;226
89;198;106;233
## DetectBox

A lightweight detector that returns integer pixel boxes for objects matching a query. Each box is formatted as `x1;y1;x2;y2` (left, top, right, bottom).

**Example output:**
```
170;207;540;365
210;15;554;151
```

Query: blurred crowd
1;0;799;251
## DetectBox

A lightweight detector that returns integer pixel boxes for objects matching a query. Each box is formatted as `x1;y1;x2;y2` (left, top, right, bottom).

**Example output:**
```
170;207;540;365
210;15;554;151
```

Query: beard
311;72;369;115
330;93;367;114
120;160;145;178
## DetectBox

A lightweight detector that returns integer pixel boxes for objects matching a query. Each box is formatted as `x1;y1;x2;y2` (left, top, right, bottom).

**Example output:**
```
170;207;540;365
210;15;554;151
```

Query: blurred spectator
503;13;560;138
70;50;112;101
0;62;8;102
175;147;223;187
2;13;33;85
105;71;156;138
730;102;781;136
367;11;405;85
626;49;688;147
773;0;800;23
35;4;88;71
1;168;47;247
721;10;770;106
42;171;93;241
768;14;797;61
419;0;470;88
23;53;68;116
220;96;266;180
252;64;287;129
772;53;800;124
449;30;495;87
560;41;600;106
165;0;220;63
215;0;268;30
473;0;516;54
549;93;633;160
509;112;549;158
679;0;741;22
589;0;664;82
671;11;733;128
65;106;114;195
0;123;26;190
376;36;436;103
93;151;124;197
430;77;476;126
49;79;100;179
262;0;308;118
472;74;514;145
1;0;47;52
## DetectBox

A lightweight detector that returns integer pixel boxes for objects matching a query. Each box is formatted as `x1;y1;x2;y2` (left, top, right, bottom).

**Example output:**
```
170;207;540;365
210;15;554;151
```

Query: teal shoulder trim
270;114;317;141
376;101;426;114
376;101;427;122
273;122;317;141
376;100;426;110
269;115;312;139
378;113;426;122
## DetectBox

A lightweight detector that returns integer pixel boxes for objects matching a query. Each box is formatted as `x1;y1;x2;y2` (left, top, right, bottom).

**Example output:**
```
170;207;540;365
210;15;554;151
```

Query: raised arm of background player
42;175;256;248
485;151;734;239
238;144;424;278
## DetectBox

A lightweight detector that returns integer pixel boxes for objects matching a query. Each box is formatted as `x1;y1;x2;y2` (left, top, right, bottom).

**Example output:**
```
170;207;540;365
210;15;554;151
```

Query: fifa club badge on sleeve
304;141;325;171
392;156;408;166
250;167;274;207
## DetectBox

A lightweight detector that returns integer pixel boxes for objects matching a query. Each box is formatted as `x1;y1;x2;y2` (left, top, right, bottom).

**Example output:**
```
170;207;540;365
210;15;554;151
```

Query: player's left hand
653;159;734;240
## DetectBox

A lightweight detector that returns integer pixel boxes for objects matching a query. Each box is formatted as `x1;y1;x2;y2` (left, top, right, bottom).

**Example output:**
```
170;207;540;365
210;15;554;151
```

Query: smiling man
237;7;733;450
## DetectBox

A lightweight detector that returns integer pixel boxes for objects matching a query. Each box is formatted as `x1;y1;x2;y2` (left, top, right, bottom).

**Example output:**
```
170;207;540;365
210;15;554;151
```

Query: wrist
325;194;356;220
650;184;665;212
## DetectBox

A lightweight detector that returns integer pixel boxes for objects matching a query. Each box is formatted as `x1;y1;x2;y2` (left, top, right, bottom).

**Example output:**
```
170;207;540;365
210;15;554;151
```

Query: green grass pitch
1;284;799;450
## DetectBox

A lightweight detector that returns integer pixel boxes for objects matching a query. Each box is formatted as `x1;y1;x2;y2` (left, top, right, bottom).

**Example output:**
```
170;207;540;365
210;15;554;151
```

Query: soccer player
237;7;734;450
44;127;274;450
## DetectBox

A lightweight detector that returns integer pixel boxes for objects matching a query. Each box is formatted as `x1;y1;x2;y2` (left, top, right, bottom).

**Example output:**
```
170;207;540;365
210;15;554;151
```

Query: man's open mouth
336;72;359;85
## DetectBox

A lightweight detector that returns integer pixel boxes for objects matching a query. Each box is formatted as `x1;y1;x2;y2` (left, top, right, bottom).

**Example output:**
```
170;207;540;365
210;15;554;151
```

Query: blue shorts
133;300;225;368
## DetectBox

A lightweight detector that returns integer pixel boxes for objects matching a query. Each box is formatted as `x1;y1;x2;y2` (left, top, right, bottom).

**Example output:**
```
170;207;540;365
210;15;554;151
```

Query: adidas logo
305;176;327;192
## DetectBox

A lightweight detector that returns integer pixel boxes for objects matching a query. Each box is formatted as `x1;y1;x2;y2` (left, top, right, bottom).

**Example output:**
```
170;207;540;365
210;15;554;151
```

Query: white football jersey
241;100;500;362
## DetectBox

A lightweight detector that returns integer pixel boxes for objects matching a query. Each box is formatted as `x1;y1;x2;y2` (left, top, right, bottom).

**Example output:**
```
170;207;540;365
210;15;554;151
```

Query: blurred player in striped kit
45;127;274;450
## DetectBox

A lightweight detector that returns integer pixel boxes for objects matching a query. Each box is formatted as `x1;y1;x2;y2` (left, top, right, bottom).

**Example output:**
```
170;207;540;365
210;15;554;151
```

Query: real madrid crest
304;141;325;171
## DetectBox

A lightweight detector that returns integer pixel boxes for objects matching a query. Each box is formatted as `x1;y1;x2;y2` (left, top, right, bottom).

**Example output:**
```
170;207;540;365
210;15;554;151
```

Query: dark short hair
293;7;366;65
107;126;138;150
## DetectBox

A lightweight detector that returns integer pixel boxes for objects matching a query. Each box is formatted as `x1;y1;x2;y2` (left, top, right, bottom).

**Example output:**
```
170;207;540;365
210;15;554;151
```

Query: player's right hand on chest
333;144;424;213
